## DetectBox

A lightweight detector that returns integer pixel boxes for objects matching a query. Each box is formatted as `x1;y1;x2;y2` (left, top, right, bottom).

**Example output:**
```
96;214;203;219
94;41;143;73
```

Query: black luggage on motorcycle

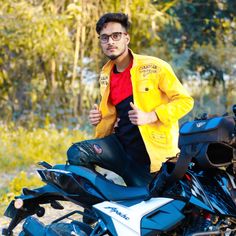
179;116;235;169
179;116;235;146
194;142;233;169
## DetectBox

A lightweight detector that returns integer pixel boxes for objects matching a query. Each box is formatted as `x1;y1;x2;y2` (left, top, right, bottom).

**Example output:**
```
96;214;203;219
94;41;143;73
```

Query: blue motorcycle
3;105;236;236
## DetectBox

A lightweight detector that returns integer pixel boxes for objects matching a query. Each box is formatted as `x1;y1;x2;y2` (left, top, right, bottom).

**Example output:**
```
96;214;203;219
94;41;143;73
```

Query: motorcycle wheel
48;221;93;236
19;219;93;236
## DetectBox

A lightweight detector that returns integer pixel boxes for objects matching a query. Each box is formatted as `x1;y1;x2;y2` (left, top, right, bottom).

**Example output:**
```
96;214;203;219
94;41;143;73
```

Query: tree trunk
51;58;56;94
72;17;81;117
77;24;86;115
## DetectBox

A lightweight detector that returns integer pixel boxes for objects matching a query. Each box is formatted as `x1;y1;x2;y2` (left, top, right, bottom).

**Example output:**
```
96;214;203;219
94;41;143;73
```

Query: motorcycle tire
20;217;92;236
48;221;93;236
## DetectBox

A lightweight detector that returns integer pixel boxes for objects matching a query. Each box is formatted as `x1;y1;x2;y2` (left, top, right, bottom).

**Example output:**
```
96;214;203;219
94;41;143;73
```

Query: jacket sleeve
95;69;117;138
155;63;194;125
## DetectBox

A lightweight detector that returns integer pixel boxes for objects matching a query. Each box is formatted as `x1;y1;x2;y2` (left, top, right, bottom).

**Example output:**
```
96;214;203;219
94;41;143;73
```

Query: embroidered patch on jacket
93;144;103;154
139;64;160;77
100;75;109;86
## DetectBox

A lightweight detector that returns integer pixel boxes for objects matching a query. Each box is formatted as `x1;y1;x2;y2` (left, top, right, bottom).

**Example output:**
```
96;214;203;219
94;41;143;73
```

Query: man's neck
113;49;131;72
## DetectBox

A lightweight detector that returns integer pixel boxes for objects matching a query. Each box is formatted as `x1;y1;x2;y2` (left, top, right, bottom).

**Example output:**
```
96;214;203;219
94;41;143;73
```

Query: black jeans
67;134;153;187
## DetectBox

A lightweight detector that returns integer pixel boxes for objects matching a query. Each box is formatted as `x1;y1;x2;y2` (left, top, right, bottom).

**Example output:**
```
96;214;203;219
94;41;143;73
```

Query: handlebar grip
232;104;236;116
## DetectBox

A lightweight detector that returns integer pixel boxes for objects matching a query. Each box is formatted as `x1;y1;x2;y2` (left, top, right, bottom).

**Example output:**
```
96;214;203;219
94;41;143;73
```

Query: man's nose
107;36;115;44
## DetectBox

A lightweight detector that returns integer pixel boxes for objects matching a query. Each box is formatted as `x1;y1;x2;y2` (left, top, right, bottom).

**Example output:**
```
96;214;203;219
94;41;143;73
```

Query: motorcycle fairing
50;164;149;201
3;164;149;235
182;170;236;216
140;200;186;235
38;168;105;205
198;171;236;216
37;164;148;205
93;198;177;236
178;172;215;213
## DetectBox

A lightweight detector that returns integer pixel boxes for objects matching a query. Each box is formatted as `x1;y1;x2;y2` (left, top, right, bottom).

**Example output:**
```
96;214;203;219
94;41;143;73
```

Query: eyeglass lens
100;32;123;43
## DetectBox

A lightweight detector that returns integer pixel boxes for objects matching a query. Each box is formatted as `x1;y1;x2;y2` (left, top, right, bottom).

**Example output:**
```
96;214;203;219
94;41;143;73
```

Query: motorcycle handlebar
232;104;236;117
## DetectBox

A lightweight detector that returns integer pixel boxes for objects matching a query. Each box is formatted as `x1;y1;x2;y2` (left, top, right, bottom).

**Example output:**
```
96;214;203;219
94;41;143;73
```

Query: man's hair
96;13;131;34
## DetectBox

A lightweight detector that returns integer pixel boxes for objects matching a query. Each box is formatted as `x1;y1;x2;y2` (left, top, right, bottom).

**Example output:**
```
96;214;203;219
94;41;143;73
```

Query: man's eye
101;35;108;40
113;33;119;39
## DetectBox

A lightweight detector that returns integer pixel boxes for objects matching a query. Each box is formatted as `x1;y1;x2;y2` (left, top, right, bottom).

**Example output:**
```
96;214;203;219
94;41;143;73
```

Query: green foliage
0;0;235;122
0;0;177;124
157;0;236;86
0;123;90;215
160;0;236;49
0;123;89;171
9;171;41;196
0;0;75;122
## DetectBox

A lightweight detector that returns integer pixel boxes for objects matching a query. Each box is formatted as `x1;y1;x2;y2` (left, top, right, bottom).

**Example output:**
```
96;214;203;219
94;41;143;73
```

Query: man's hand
89;104;102;126
128;102;158;125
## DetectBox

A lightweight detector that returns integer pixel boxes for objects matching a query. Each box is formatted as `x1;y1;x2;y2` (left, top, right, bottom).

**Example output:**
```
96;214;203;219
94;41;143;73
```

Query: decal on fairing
94;198;173;236
104;206;130;220
190;177;212;210
47;169;70;174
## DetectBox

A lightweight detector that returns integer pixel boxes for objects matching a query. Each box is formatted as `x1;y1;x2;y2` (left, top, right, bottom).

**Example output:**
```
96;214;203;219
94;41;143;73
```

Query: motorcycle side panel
140;200;186;235
93;198;174;236
200;173;236;216
185;170;236;216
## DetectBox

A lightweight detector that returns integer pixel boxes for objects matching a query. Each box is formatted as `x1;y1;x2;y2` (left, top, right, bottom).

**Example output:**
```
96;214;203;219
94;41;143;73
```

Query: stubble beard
106;47;126;61
108;54;121;60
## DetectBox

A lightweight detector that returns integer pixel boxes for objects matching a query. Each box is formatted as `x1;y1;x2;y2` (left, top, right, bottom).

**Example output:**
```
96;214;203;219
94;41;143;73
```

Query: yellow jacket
95;50;194;172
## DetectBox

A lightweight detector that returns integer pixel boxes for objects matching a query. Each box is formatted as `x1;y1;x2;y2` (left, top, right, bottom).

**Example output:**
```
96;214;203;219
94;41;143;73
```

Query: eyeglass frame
98;32;128;44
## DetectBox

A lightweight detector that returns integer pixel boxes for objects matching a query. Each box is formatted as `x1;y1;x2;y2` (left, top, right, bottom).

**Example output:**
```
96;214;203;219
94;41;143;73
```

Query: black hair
96;13;131;34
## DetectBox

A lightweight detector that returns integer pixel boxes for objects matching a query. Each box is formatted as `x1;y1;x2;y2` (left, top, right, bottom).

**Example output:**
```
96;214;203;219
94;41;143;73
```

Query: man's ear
126;34;130;45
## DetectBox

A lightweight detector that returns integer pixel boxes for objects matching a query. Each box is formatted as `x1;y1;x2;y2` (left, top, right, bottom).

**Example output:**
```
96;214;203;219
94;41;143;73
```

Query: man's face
99;22;130;60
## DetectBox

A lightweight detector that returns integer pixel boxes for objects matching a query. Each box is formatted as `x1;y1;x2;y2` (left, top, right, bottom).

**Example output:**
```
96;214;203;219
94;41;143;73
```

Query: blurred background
0;0;235;215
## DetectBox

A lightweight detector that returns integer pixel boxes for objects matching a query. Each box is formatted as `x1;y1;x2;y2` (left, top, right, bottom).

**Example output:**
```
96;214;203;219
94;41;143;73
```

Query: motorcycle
2;105;236;236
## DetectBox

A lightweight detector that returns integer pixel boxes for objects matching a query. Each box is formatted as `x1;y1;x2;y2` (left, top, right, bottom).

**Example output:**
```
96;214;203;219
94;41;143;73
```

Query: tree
154;0;236;110
0;0;74;123
0;0;173;125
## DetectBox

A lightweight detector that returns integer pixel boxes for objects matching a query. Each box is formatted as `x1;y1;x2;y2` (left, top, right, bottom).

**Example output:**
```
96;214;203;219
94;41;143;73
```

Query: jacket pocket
137;80;154;92
149;130;167;145
146;125;174;148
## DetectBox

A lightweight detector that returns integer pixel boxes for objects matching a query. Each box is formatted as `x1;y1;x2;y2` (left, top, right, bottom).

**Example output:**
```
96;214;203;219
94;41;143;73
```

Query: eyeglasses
98;32;127;44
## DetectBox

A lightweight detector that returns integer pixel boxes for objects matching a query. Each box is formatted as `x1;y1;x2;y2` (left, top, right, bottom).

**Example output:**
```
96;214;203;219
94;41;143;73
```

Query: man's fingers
89;111;101;116
89;104;101;126
130;119;138;125
128;109;138;124
128;113;138;123
130;102;138;110
89;112;101;119
89;116;100;122
89;116;101;125
90;118;100;123
128;114;137;119
128;109;138;115
90;120;101;125
93;104;99;110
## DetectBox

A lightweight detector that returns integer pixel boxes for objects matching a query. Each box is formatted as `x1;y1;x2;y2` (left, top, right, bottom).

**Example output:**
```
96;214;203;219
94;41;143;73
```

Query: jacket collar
101;49;138;74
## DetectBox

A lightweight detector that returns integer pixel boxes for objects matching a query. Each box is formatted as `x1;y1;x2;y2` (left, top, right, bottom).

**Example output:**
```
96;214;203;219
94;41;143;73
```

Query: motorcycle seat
53;164;149;201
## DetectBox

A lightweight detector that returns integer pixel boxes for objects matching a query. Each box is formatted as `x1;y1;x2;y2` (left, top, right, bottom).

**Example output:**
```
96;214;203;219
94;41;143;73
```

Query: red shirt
109;60;133;106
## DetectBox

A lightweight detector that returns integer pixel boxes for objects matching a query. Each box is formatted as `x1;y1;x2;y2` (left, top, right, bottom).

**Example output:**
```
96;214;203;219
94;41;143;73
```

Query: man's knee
67;144;80;164
66;142;98;168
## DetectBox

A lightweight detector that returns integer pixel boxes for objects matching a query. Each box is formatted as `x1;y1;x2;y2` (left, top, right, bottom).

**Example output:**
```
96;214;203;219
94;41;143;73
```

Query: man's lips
107;47;117;51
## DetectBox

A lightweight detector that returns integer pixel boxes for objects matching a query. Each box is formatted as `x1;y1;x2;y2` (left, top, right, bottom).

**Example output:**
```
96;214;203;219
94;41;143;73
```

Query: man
67;13;194;187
